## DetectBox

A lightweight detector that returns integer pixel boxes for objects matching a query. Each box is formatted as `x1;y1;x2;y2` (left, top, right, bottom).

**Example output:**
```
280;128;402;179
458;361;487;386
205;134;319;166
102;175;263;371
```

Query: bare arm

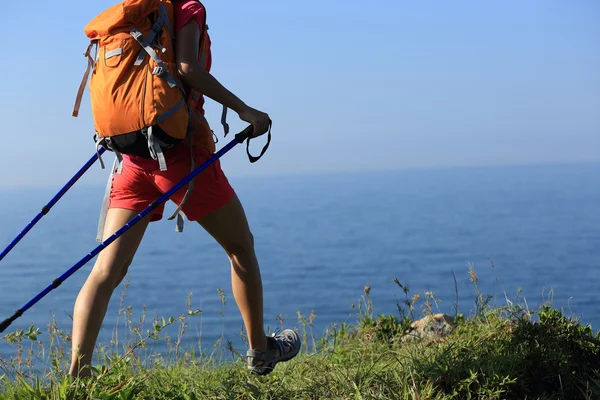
176;20;270;136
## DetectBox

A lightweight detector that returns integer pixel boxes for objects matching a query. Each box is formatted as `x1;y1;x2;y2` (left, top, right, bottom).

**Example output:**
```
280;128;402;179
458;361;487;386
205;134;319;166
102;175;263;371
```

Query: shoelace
270;331;291;356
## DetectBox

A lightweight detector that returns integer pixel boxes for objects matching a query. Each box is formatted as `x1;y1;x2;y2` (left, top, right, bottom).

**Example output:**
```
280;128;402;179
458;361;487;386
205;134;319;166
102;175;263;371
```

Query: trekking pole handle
234;119;274;143
235;125;253;143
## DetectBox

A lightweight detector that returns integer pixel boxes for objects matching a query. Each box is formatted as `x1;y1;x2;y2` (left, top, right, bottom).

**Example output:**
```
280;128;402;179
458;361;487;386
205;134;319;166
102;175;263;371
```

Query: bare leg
198;194;268;351
69;208;151;378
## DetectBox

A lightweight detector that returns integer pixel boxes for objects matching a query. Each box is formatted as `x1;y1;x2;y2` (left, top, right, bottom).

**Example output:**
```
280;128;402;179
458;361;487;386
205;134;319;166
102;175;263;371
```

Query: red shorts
108;146;235;222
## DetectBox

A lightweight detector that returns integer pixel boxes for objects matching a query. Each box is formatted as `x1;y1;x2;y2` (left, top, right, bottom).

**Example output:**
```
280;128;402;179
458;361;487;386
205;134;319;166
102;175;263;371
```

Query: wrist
230;99;247;115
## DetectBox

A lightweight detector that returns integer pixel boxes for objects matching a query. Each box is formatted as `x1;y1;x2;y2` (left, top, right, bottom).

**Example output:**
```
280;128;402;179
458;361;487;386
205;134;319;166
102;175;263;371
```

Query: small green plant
2;325;41;345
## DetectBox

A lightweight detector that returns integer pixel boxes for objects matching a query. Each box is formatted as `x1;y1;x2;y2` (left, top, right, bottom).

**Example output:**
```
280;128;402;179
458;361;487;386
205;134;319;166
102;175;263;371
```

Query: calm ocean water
0;163;598;362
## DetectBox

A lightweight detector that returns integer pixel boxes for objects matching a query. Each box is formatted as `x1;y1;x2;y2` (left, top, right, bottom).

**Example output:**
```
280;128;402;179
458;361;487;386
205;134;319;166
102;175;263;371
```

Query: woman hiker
69;0;301;378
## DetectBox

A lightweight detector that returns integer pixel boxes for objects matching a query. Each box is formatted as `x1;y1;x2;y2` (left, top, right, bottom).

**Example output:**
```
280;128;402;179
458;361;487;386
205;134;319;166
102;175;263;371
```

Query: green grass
1;267;599;399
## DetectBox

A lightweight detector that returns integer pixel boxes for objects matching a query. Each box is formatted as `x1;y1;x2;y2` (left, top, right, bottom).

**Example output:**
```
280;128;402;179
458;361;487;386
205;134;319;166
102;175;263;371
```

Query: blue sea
0;162;599;363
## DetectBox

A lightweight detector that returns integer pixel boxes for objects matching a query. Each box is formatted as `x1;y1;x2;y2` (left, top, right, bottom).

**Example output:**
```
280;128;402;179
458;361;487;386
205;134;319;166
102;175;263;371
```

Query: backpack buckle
153;66;166;77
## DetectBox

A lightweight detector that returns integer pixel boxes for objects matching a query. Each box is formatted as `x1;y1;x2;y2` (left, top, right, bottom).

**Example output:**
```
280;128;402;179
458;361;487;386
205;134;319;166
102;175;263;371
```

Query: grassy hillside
1;269;598;399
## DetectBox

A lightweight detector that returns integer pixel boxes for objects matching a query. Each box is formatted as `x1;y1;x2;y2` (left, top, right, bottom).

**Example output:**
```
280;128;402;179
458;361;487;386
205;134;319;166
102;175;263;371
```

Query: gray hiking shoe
247;329;301;375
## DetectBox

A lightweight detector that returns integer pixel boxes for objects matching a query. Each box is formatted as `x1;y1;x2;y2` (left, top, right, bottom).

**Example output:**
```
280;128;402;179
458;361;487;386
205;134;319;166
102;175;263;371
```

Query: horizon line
1;159;598;190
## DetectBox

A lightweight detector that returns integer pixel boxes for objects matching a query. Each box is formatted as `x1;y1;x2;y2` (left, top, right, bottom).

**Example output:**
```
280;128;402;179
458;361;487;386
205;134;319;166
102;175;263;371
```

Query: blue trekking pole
0;124;270;333
0;148;107;264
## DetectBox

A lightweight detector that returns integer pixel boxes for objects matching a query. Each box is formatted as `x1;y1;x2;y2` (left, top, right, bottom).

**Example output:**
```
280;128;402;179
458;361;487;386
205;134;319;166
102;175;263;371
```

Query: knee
222;229;255;259
91;257;132;288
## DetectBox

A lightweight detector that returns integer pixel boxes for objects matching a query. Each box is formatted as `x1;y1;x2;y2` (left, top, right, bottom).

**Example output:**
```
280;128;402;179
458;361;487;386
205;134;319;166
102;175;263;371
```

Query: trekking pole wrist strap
234;120;272;163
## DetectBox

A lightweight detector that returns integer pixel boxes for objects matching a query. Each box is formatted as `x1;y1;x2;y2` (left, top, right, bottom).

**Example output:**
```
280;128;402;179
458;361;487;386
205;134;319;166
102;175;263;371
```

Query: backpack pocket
103;44;123;68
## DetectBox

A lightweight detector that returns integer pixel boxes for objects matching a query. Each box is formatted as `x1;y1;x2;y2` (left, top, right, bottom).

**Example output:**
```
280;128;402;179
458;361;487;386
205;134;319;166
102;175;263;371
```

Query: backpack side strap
221;105;230;136
96;152;123;242
72;41;97;118
167;132;195;232
143;126;168;172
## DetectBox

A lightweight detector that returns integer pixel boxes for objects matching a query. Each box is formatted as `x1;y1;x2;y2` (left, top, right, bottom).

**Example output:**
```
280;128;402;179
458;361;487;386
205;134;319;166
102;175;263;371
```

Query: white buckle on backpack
153;66;166;77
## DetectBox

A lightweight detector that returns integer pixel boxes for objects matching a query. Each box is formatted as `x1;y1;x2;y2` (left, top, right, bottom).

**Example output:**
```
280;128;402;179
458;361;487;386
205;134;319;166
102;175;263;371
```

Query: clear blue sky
1;0;598;187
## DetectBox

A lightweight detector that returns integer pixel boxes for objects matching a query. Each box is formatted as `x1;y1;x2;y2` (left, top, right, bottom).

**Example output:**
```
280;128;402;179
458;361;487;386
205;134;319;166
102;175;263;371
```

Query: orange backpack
72;0;215;171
